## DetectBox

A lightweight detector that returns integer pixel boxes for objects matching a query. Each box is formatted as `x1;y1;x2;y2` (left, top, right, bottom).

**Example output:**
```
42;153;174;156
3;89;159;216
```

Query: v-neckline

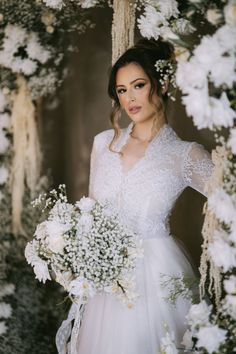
116;122;169;177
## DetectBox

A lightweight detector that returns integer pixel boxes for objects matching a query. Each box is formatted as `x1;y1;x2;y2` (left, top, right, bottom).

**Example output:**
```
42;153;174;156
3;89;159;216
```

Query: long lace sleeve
182;142;214;197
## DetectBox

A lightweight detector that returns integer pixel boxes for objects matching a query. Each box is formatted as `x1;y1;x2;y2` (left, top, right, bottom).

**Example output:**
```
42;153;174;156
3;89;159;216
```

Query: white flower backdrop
0;0;235;353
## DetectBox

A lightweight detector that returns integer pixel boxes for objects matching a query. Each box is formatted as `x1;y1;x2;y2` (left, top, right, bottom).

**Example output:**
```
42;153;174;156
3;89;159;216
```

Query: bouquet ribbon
56;299;85;354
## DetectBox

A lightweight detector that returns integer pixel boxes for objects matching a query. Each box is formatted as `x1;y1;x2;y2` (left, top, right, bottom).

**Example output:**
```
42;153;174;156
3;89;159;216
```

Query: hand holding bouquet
25;184;143;307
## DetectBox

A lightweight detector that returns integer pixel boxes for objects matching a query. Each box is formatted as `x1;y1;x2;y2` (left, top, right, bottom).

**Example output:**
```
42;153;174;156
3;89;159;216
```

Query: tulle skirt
76;235;195;354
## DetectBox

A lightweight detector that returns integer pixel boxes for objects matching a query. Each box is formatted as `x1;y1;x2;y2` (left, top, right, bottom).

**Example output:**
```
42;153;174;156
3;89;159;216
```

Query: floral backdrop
0;0;235;353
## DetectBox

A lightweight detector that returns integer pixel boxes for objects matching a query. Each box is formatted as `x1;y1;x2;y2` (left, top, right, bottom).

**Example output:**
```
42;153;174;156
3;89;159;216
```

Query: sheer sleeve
182;142;214;197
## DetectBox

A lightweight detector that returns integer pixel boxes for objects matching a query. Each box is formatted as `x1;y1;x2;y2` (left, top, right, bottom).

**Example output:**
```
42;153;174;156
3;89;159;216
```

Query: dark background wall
42;7;215;268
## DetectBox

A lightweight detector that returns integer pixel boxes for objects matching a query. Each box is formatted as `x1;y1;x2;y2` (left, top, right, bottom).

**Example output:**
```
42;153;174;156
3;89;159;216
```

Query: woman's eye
117;88;126;95
135;83;145;89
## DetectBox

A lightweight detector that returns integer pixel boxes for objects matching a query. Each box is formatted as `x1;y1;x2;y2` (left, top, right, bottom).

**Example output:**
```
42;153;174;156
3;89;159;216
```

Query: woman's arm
182;142;214;197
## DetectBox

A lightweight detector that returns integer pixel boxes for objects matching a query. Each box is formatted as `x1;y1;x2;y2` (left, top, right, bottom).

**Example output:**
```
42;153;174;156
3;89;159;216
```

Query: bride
59;38;214;354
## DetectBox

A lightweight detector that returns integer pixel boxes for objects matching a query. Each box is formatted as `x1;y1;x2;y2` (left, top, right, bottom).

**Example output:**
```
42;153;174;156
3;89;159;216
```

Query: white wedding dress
59;122;214;354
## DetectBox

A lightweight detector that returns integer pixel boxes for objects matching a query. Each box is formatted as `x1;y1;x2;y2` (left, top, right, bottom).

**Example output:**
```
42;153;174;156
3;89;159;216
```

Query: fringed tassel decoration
111;0;136;65
11;75;42;236
199;145;228;309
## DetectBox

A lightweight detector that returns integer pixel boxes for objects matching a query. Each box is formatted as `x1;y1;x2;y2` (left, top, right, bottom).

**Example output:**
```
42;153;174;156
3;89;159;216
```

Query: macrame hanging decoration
199;145;228;308
111;0;136;65
11;75;42;235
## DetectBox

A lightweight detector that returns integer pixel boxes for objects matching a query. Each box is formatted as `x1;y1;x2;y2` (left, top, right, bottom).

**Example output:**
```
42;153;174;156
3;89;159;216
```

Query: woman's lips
128;106;141;114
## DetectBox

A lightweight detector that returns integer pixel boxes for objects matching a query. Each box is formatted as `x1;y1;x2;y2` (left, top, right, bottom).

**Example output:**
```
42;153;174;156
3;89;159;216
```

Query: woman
63;38;214;353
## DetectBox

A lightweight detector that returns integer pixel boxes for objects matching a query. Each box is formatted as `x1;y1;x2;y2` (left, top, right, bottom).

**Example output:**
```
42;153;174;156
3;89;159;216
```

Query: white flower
228;127;236;154
69;277;96;299
223;294;236;320
0;302;12;319
34;221;48;240
33;261;51;283
209;92;236;128
181;329;194;349
25;242;51;283
224;275;236;294
194;36;223;71
46;220;67;253
160;330;178;354
208;187;236;224
229;220;236;244
0;24;50;76
0;166;9;185
176;60;207;93
79;0;99;8
210;54;236;88
0;284;15;299
0;130;10;154
154;0;179;19
196;325;226;354
0;321;7;336
215;24;236;53
160;26;180;41
26;33;51;64
5;24;26;45
0;113;11;129
186;300;212;327
137;5;167;40
208;230;236;272
19;58;37;76
0;90;7;112
42;0;63;9
173;18;195;35
206;8;222;25
76;196;95;213
224;0;236;26
77;213;94;234
181;87;211;129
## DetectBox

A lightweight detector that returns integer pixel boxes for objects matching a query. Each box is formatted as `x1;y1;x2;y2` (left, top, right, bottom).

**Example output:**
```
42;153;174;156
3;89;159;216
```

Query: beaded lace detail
88;123;214;240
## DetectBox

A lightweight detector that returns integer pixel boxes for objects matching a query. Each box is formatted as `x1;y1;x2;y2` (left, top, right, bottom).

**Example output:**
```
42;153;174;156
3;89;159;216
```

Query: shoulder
168;128;210;157
92;128;114;151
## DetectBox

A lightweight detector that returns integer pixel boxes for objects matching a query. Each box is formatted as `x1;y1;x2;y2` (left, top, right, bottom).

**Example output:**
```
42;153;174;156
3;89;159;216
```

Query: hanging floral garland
0;0;96;352
136;0;236;353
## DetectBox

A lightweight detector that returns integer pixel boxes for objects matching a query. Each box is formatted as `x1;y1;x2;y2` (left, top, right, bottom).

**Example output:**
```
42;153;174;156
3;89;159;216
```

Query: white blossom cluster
137;0;195;42
42;0;64;9
181;301;227;354
0;89;11;199
25;186;143;307
176;23;236;130
159;328;178;354
42;0;99;10
0;24;52;76
0;283;15;336
207;187;236;272
222;275;236;320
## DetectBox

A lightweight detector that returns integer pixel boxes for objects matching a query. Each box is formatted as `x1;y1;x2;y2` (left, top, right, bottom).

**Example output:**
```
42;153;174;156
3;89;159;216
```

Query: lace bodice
88;123;214;240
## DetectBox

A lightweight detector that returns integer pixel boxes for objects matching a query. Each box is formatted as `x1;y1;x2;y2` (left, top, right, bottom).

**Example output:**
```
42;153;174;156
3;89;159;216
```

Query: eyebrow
116;77;147;88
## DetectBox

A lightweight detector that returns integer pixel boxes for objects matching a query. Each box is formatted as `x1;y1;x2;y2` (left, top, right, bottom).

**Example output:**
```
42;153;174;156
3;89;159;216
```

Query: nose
127;90;136;103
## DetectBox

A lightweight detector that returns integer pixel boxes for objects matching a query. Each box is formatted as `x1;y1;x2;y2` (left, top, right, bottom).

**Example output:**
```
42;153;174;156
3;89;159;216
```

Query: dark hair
107;38;175;151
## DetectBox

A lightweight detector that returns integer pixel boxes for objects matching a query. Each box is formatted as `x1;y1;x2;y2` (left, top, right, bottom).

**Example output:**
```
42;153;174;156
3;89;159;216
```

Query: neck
130;116;167;142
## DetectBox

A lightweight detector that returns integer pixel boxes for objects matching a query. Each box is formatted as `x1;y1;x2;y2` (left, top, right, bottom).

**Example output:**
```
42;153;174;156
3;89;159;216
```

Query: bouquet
25;184;143;308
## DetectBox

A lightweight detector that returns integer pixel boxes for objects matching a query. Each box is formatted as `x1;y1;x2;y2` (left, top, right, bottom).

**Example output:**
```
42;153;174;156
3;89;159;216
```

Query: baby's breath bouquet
25;184;143;308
